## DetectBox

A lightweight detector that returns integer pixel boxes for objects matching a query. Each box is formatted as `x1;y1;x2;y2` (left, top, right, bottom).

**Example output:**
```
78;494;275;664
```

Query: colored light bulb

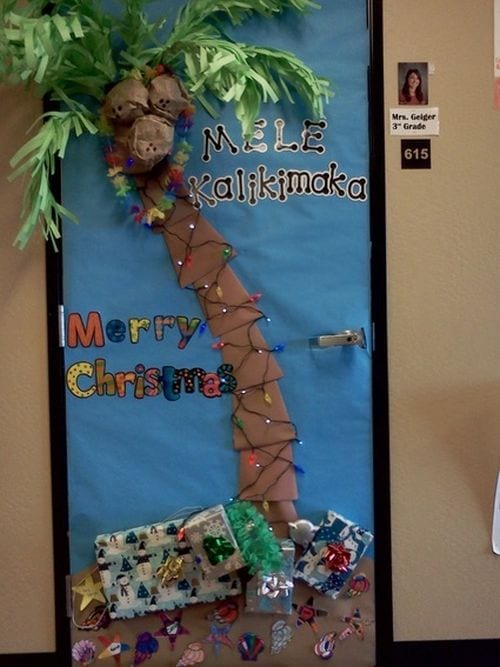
248;451;257;465
212;340;225;350
222;246;232;259
264;392;272;405
249;293;262;303
273;343;286;352
216;285;224;298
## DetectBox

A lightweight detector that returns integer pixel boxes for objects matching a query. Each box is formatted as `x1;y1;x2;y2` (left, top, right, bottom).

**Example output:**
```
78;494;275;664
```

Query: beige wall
384;0;500;641
1;0;499;653
0;86;55;652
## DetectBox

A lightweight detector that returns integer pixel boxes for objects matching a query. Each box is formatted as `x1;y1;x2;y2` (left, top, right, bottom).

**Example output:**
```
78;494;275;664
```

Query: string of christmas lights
104;93;302;527
156;197;302;516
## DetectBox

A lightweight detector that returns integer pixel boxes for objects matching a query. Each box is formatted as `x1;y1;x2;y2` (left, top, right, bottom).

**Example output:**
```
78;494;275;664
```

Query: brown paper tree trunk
135;168;298;532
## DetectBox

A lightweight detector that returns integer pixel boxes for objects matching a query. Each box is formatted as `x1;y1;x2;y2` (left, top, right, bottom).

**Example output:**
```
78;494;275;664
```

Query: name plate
389;107;440;136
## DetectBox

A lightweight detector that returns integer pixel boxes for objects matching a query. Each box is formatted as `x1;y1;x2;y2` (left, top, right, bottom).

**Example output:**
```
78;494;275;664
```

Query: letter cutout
67;312;105;348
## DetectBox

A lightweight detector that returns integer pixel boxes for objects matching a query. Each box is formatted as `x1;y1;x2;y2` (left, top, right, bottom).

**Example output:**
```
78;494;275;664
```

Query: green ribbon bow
203;535;235;565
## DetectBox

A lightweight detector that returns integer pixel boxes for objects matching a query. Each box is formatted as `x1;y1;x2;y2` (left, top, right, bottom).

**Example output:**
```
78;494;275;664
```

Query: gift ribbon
156;556;184;585
257;573;293;599
203;535;235;565
323;542;351;573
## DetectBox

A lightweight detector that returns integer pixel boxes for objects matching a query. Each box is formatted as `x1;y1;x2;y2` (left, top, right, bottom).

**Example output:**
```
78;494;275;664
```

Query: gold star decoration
72;574;106;611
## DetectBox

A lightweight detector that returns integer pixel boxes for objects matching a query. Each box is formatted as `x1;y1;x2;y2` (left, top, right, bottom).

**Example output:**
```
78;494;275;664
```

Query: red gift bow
323;543;351;573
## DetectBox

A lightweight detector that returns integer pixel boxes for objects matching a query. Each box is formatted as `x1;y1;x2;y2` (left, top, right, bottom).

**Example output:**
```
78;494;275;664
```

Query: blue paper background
62;0;373;572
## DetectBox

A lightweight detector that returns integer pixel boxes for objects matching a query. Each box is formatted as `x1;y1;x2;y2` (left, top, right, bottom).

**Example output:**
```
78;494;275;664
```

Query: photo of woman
398;62;428;105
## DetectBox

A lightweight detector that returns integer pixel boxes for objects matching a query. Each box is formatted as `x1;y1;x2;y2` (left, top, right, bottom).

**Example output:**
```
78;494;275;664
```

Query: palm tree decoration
1;0;331;525
2;0;329;247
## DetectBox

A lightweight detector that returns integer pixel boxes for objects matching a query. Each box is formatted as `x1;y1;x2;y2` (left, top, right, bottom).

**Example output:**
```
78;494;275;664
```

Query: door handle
310;328;366;349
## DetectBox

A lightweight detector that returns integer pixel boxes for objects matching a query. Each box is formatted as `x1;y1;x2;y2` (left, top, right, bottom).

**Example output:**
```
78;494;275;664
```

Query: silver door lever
310;328;366;349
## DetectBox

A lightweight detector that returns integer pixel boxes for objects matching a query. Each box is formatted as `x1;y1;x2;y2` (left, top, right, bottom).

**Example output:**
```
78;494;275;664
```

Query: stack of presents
92;502;373;621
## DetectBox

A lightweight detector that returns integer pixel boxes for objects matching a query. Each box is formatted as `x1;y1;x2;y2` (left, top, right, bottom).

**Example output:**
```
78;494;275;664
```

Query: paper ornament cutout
339;608;374;641
72;574;106;611
292;596;328;633
206;600;239;625
314;631;337;660
154;610;190;650
347;573;371;597
97;634;130;664
270;619;293;655
204;623;233;656
237;632;265;661
132;632;159;665
72;639;96;665
176;642;206;667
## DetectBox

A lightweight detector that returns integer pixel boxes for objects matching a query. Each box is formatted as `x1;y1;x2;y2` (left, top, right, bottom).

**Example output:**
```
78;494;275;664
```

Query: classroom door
62;1;378;664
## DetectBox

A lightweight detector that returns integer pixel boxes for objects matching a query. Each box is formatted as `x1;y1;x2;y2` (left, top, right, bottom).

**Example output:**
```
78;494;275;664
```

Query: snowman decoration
158;580;182;604
134;541;153;581
341;527;365;562
115;573;137;609
174;538;194;565
97;548;112;588
148;524;168;546
107;533;126;555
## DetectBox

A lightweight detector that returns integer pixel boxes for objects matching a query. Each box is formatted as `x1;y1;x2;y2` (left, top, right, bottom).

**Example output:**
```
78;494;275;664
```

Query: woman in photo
399;68;425;104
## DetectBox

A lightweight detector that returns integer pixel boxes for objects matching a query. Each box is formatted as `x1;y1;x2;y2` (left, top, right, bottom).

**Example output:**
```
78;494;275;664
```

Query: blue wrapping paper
294;510;373;599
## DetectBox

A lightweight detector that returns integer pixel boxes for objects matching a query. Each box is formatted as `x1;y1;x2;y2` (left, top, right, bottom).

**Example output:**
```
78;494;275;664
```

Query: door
62;1;381;664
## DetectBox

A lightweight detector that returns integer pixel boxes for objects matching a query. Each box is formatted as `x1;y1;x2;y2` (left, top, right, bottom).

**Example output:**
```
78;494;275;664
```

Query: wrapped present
245;539;295;615
294;510;373;599
94;518;241;620
183;505;245;578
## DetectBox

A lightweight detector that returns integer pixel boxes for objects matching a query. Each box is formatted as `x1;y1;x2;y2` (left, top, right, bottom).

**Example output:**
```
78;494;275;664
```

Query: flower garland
226;500;283;575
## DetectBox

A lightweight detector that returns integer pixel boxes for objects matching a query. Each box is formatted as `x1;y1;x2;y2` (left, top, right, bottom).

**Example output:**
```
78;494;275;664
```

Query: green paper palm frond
245;45;330;118
116;0;168;61
9;106;98;248
164;35;330;139
0;5;116;98
170;0;319;43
